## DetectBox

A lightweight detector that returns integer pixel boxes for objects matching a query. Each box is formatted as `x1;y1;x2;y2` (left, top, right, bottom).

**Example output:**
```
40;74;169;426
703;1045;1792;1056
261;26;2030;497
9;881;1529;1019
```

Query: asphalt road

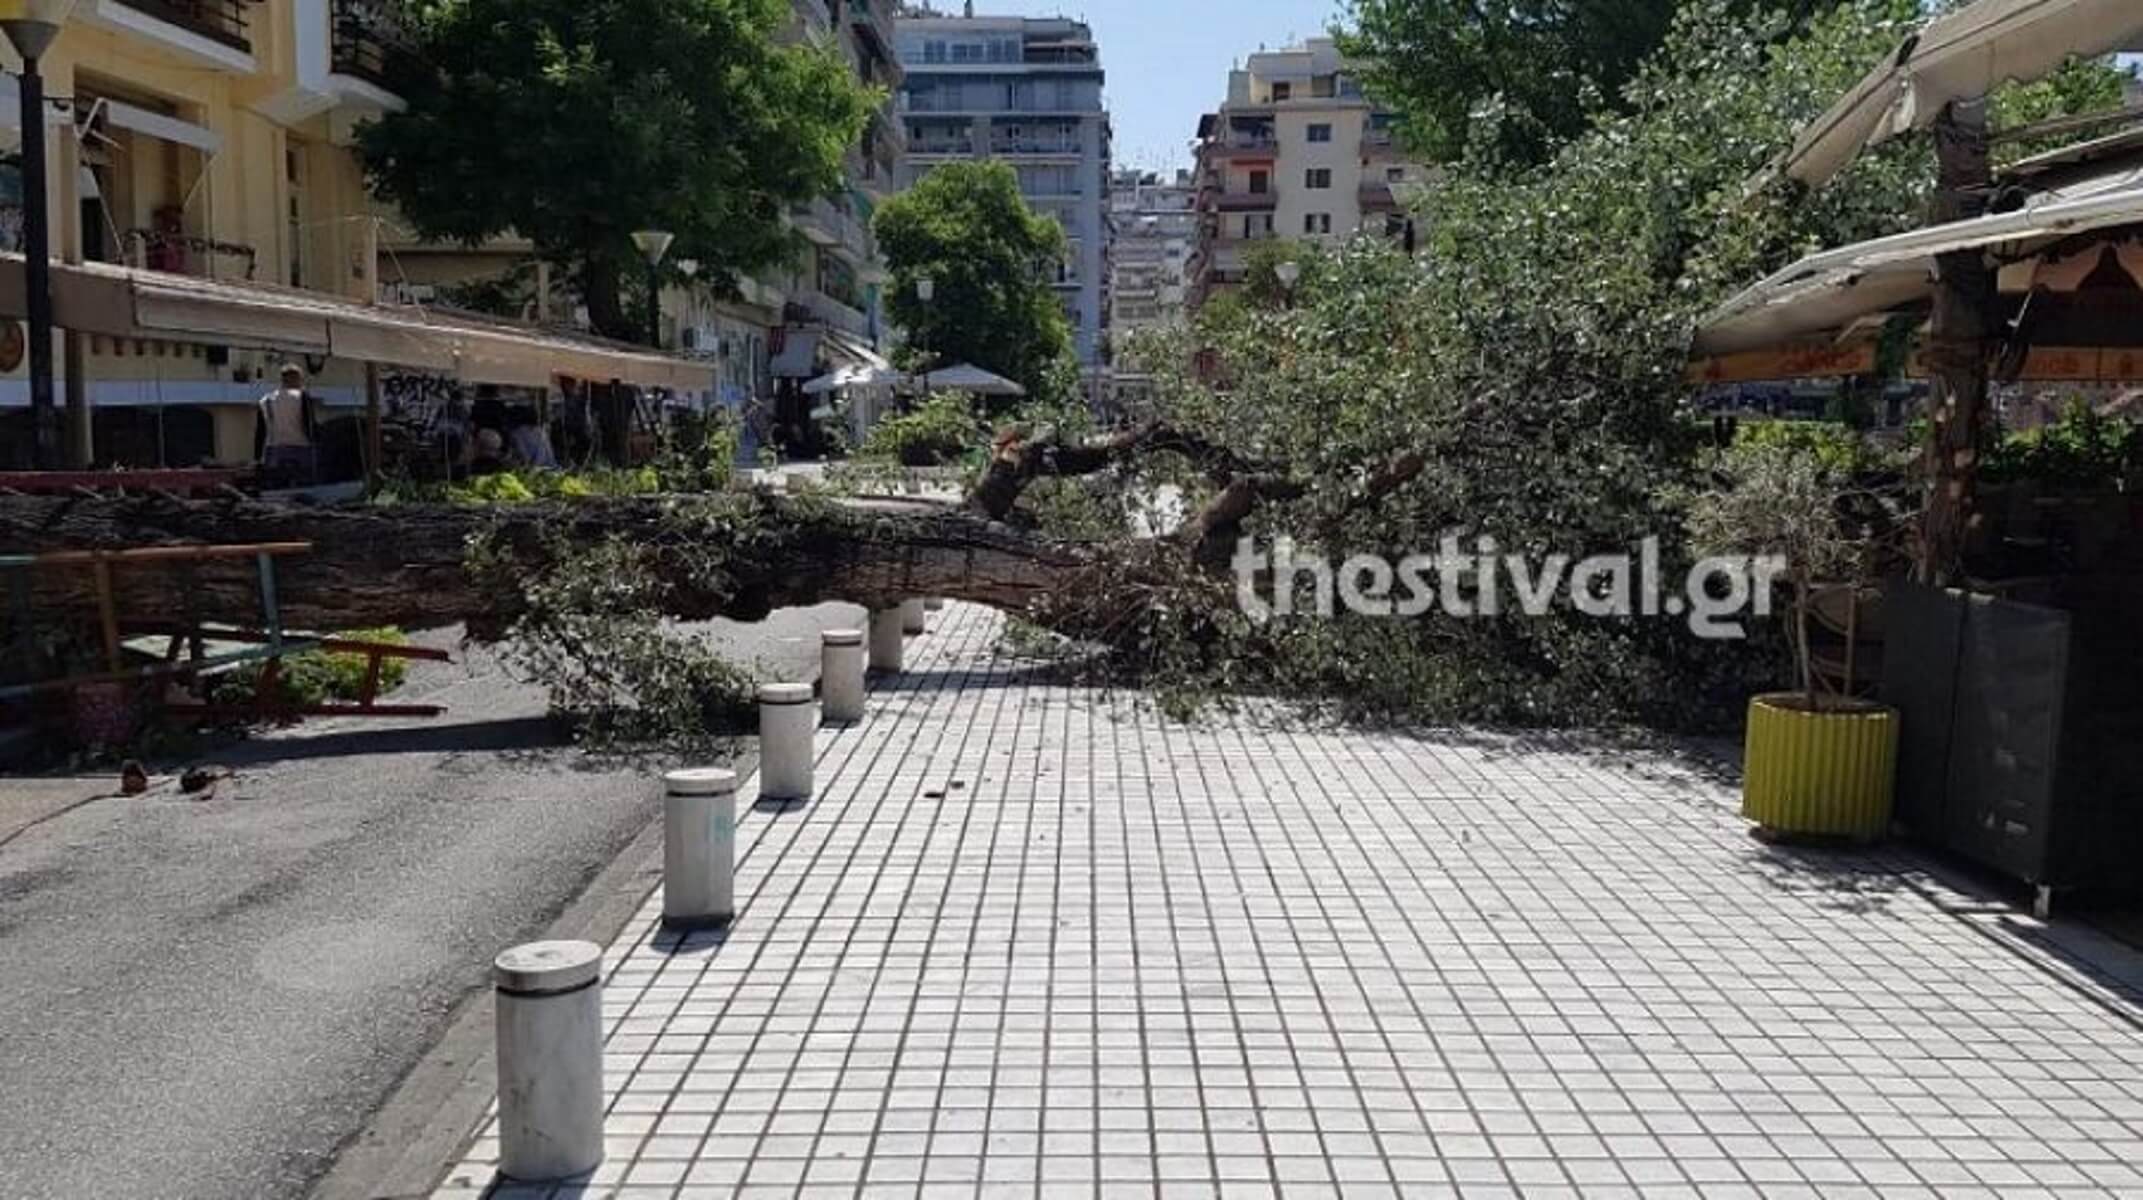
0;604;863;1200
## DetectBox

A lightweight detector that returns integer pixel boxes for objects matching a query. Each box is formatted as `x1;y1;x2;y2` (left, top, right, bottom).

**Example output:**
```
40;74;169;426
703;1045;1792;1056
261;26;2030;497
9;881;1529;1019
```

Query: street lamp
914;275;934;303
630;229;674;348
1;0;79;469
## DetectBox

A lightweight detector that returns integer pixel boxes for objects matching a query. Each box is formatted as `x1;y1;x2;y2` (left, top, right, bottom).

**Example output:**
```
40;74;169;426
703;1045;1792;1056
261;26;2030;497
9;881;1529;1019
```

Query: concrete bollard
662;768;737;931
820;629;866;725
901;597;927;635
494;940;605;1182
756;682;816;800
924;597;946;611
868;607;904;673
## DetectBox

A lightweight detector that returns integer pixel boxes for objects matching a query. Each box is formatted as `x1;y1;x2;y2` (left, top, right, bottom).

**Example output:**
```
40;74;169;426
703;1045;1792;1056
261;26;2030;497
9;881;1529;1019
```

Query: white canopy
923;363;1027;396
1695;160;2143;356
1764;0;2143;189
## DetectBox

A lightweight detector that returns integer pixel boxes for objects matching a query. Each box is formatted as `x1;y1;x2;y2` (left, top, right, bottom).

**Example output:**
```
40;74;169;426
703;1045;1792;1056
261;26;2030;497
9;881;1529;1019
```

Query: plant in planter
1686;434;1908;841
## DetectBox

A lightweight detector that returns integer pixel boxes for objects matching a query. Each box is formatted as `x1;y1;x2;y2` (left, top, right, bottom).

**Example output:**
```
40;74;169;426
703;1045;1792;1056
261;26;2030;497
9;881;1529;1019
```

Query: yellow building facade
0;0;400;467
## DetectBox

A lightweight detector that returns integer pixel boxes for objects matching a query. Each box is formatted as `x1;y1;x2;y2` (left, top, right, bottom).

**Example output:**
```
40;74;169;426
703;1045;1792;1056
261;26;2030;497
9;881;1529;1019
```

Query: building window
1304;168;1331;190
1271;81;1291;101
1306;123;1332;143
1248;169;1268;195
1386;166;1405;183
1304;212;1331;235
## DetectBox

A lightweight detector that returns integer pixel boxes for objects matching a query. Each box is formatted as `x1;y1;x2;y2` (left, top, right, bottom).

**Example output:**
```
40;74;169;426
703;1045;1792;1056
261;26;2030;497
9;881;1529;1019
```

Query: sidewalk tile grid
435;602;2143;1200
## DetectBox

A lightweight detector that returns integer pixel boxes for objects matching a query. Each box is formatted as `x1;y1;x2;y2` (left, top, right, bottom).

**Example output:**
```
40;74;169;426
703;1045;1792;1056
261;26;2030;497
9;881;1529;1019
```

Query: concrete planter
1742;693;1899;840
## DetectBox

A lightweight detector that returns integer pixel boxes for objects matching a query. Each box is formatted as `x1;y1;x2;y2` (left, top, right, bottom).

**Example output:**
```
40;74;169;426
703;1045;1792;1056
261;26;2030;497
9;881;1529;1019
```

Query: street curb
308;750;757;1200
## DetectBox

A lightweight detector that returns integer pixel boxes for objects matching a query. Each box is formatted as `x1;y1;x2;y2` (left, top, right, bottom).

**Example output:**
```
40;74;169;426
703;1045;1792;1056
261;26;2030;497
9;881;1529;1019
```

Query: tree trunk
0;492;1098;640
580;254;636;344
1917;98;1995;587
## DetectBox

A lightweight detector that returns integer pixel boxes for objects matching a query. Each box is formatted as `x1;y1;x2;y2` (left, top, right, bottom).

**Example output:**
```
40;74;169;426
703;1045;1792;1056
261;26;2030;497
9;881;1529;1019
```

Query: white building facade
893;10;1111;386
1186;38;1424;305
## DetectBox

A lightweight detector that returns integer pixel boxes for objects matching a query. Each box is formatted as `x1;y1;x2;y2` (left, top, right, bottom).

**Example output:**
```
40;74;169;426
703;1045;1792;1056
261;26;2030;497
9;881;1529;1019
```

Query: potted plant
1687;434;1904;841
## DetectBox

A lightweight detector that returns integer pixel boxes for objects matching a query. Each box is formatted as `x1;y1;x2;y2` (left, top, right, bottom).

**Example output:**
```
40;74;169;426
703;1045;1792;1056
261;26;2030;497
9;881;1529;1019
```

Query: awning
1764;0;2143;189
801;364;901;395
1694;162;2143;356
822;330;892;371
0;254;709;390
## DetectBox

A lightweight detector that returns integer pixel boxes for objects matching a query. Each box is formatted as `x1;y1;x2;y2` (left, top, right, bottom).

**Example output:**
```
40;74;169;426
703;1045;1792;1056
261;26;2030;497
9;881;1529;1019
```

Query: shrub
860;391;985;466
1983;401;2138;492
212;627;413;711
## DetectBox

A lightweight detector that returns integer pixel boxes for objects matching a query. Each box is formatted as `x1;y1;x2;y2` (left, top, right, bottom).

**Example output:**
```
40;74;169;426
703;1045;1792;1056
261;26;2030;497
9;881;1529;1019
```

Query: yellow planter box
1742;693;1899;840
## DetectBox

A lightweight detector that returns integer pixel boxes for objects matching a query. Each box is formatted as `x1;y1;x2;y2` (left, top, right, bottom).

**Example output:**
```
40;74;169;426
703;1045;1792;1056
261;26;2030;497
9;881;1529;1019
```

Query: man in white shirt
255;363;321;485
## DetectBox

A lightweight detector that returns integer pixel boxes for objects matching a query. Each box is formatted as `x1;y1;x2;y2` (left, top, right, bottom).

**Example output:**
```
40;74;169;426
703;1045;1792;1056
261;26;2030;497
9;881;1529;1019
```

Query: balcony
795;290;870;339
114;0;256;53
1215;190;1276;212
791;195;878;264
1211;137;1279;160
114;228;260;280
331;0;418;94
990;137;1083;156
846;0;894;60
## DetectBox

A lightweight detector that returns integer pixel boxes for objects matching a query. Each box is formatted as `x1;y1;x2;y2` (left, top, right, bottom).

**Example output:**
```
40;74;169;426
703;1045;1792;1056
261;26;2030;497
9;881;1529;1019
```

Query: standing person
506;406;558;469
255;363;321;486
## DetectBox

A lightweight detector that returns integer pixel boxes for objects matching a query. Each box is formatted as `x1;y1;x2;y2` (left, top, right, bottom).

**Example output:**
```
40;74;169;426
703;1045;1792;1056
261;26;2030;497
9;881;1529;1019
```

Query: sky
930;0;1354;175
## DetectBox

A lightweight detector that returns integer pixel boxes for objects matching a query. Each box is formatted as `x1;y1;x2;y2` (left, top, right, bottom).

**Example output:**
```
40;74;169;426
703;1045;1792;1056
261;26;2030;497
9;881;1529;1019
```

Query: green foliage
376;414;738;506
1733;419;1901;476
1990;57;2139;166
1984;402;2140;492
213;628;412;711
875;161;1074;403
859;391;987;467
359;0;877;340
469;503;775;750
1337;0;1836;166
1094;1;1941;730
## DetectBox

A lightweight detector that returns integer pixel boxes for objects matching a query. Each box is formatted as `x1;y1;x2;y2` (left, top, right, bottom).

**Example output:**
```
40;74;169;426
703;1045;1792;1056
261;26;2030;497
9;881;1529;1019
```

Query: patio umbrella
922;363;1026;397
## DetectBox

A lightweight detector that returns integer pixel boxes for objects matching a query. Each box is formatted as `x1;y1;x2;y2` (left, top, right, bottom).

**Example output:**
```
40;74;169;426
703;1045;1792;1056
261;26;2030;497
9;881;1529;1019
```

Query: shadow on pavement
219;716;569;765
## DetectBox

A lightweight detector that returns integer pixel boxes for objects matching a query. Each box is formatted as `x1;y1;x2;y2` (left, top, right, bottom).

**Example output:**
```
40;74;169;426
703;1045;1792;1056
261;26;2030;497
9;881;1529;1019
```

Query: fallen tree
0;490;1111;639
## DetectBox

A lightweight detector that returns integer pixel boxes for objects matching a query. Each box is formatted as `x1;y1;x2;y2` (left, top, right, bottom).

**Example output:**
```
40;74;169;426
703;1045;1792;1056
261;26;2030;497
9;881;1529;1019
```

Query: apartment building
0;1;717;471
893;8;1111;385
1108;168;1194;336
0;0;406;465
1185;37;1424;305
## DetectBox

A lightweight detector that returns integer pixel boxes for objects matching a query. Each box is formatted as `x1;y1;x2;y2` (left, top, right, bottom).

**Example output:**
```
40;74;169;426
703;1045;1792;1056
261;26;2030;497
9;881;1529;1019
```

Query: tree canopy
873;161;1074;404
357;0;876;340
1336;0;1834;166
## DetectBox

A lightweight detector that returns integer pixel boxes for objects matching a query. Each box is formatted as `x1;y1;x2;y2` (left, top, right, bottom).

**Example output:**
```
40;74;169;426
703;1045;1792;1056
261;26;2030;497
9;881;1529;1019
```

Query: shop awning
0;254;709;390
1762;0;2143;189
1694;161;2143;356
822;331;892;372
801;364;901;395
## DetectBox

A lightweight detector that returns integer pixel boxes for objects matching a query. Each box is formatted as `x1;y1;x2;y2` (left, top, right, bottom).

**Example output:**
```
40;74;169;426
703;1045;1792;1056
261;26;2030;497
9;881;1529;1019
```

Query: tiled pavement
435;603;2143;1199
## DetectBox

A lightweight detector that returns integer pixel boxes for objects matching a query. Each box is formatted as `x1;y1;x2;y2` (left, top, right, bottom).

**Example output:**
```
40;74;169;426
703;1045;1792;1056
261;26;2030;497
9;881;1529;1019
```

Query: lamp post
1273;259;1301;306
905;277;935;396
2;0;78;470
630;229;674;349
